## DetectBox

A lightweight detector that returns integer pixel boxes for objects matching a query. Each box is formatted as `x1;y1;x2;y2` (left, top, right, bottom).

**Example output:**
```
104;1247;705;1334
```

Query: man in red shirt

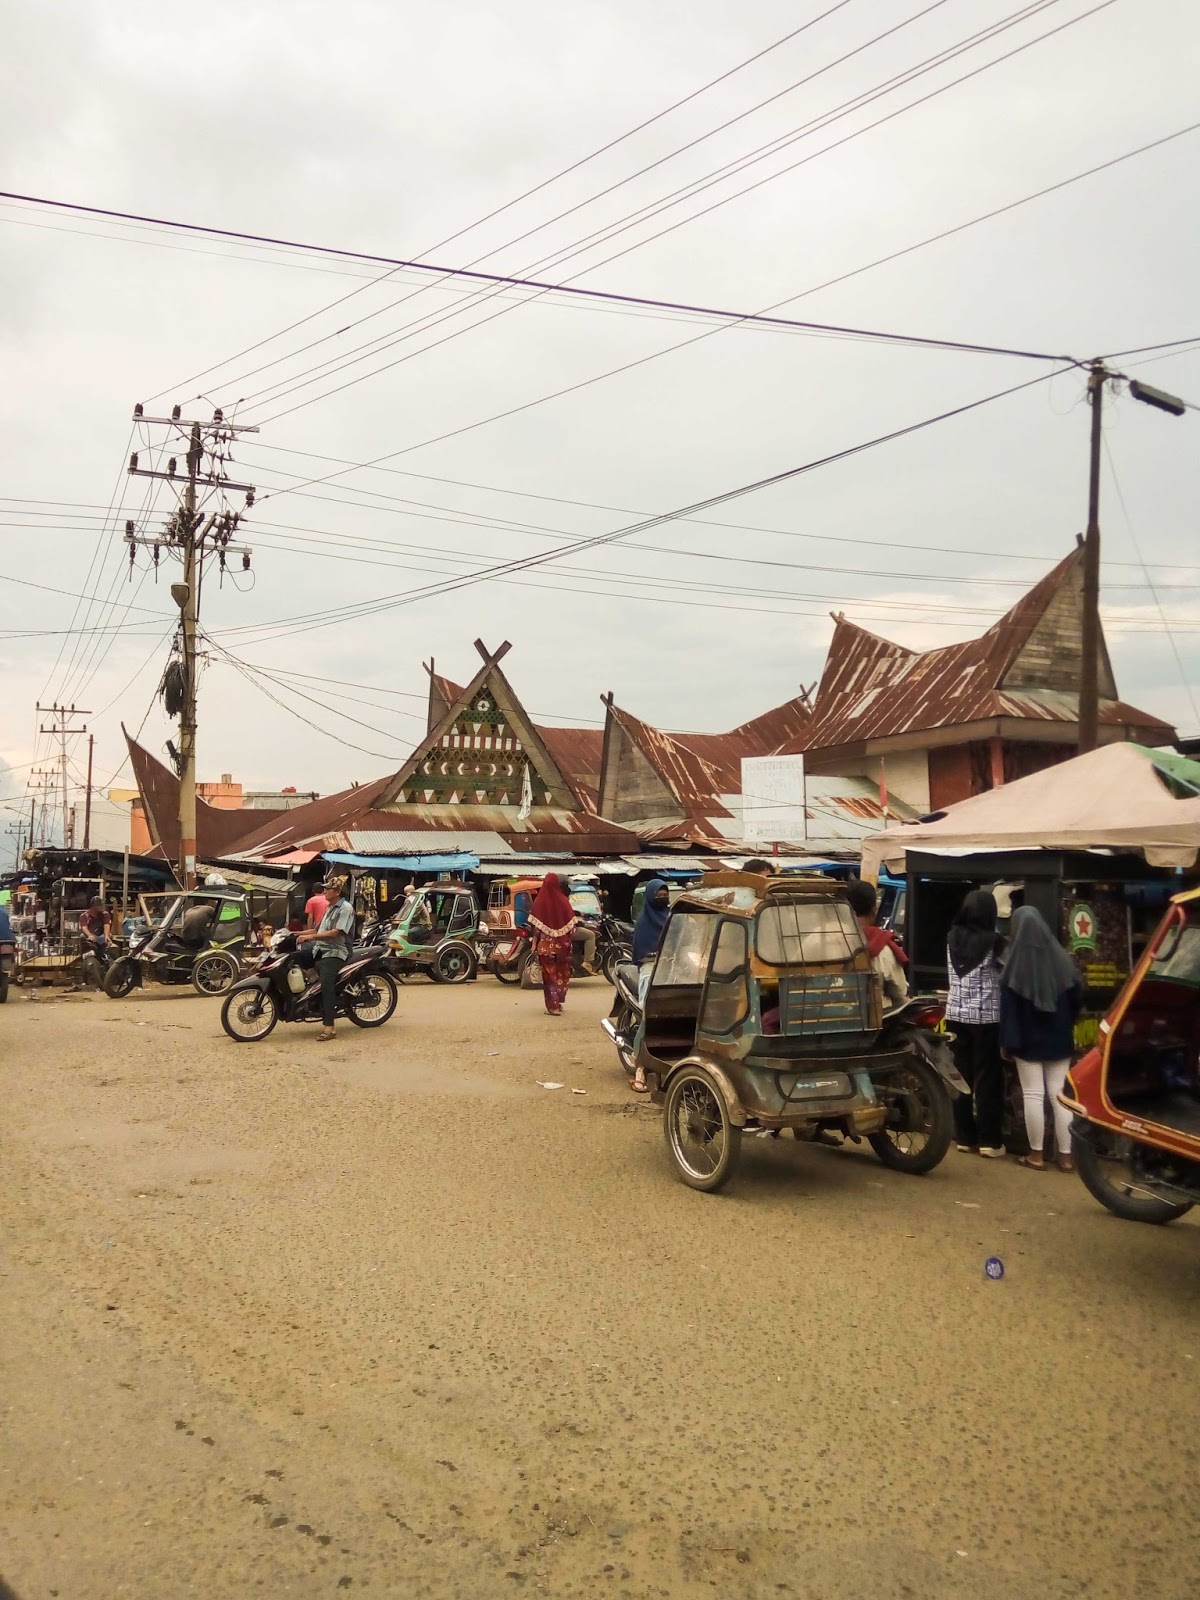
305;885;329;930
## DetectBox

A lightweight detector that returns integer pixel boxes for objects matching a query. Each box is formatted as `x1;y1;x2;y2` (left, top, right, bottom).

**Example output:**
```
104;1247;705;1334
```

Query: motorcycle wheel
103;958;138;1000
868;1056;953;1174
601;944;625;985
192;951;239;996
1072;1122;1193;1225
433;943;475;984
490;954;522;985
343;971;398;1028
663;1066;741;1193
221;984;279;1043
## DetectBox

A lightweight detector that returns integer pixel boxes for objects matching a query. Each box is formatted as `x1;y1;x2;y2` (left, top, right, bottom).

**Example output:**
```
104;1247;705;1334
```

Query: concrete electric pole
126;407;257;887
36;703;91;846
1076;365;1186;756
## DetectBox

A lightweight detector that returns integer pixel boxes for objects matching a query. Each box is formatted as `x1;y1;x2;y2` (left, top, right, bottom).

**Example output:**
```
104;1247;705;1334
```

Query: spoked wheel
868;1056;953;1174
489;952;522;985
663;1066;741;1193
1072;1122;1193;1224
103;958;138;999
192;951;239;996
432;943;475;984
343;971;398;1028
220;983;279;1042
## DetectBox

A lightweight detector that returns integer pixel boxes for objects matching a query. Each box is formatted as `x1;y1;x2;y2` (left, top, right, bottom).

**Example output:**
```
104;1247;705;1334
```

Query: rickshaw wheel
664;1066;741;1193
102;958;138;1000
432;943;476;984
1072;1123;1193;1225
868;1057;952;1174
192;952;239;996
489;952;522;985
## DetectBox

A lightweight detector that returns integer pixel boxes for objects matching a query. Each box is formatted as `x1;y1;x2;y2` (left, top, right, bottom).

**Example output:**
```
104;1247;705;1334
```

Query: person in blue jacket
999;905;1081;1172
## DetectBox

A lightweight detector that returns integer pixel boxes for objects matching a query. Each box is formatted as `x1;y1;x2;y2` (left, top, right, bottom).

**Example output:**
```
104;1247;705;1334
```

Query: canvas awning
861;743;1200;879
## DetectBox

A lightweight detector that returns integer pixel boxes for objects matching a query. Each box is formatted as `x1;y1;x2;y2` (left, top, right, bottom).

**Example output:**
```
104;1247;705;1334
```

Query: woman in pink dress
528;873;576;1016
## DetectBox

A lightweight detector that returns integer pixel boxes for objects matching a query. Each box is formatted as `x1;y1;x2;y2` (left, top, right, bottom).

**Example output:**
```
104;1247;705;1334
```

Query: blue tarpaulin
322;850;480;873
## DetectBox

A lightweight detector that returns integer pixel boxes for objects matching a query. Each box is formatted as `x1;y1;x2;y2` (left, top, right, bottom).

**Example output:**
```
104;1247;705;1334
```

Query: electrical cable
146;5;860;402
1102;435;1200;731
215;366;1078;644
248;0;1087;423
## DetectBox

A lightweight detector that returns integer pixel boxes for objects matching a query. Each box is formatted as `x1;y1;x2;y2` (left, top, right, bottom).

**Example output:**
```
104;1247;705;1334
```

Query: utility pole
29;767;56;847
127;405;257;887
1077;363;1106;754
1077;365;1186;755
36;704;91;846
84;732;95;850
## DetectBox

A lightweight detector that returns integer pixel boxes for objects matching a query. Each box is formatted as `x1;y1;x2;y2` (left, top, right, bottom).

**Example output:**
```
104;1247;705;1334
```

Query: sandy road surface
1;979;1197;1600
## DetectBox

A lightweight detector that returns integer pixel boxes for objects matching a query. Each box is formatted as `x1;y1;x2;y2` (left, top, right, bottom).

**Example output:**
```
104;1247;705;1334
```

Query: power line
1102;435;1200;731
217;367;1076;644
249;0;1091;424
147;5;860;403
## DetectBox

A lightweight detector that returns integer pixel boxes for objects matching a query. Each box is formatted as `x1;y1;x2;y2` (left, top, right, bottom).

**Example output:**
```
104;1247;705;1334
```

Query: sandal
316;1027;336;1042
1055;1154;1075;1173
1017;1154;1046;1171
631;1068;648;1094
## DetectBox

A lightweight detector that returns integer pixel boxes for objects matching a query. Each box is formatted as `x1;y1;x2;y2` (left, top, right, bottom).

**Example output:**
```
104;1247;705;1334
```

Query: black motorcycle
219;932;398;1042
517;914;632;988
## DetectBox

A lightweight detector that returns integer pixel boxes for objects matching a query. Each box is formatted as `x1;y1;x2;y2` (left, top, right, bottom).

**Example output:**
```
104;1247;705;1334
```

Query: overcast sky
3;0;1199;838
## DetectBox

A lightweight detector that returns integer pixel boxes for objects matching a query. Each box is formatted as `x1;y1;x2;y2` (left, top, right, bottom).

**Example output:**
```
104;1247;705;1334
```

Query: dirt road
1;980;1196;1599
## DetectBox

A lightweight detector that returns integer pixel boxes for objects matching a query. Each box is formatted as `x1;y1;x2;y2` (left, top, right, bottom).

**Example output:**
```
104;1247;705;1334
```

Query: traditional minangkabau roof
596;693;814;845
790;546;1174;756
194;641;637;861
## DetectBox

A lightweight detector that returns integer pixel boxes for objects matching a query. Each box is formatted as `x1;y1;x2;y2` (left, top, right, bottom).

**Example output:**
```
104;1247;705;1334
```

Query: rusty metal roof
125;732;290;862
785;548;1174;754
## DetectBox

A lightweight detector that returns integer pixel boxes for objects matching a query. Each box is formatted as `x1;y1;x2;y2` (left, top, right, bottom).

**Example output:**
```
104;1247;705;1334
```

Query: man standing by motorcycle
76;896;112;990
295;878;356;1042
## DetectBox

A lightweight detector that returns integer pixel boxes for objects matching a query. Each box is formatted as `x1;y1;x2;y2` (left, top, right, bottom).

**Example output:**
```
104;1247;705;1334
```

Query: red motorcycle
1061;886;1200;1224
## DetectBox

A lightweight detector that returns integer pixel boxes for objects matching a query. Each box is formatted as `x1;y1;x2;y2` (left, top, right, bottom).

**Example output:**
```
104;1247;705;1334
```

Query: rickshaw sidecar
385;882;481;983
1062;886;1200;1223
629;873;955;1192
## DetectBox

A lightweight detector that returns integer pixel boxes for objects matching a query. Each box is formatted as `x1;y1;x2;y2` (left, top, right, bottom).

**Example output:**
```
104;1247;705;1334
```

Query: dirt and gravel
1;977;1197;1599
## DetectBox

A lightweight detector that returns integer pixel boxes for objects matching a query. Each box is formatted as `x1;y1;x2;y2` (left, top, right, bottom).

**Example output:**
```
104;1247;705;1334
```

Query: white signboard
740;755;807;842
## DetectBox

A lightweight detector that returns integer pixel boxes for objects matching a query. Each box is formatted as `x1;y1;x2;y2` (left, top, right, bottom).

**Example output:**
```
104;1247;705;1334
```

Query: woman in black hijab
1000;906;1081;1171
945;890;1006;1158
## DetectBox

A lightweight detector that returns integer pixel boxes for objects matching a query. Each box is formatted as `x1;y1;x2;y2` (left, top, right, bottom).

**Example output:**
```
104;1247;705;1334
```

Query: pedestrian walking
528;872;576;1017
945;890;1006;1159
295;878;356;1042
999;905;1082;1171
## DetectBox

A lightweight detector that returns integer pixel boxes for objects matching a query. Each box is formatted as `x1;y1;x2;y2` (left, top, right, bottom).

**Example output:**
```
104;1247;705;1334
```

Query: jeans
318;955;343;1027
950;1021;1004;1149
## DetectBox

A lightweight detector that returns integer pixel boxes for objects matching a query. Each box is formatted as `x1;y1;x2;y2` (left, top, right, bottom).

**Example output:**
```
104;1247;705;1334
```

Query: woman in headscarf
632;878;670;965
945;890;1006;1159
528;872;576;1017
627;879;671;1092
999;905;1082;1171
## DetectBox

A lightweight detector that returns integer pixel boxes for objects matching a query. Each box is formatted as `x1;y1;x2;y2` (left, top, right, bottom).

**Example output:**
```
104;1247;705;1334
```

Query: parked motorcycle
219;931;398;1042
513;915;632;987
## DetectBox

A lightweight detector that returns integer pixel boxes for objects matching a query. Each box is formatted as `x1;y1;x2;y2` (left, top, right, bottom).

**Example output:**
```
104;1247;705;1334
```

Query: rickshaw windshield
756;900;863;966
1148;921;1200;988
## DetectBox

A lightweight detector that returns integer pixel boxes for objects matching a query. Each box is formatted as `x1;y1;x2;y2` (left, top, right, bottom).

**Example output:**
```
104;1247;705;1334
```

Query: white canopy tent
861;744;1200;879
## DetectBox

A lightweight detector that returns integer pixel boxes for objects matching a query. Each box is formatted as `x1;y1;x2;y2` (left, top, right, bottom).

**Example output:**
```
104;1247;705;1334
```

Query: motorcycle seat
614;961;641;1006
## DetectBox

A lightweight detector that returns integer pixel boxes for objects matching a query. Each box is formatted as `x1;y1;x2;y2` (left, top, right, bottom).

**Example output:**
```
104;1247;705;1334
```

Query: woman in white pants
999;906;1082;1172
